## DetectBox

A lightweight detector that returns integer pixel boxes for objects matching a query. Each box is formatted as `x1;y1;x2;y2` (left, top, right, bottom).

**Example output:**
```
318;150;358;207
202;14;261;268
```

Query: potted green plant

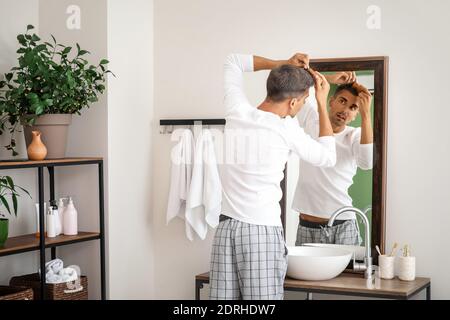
0;176;30;247
0;25;113;158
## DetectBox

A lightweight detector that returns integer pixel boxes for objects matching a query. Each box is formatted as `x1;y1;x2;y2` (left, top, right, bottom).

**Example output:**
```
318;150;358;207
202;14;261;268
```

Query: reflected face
329;90;359;127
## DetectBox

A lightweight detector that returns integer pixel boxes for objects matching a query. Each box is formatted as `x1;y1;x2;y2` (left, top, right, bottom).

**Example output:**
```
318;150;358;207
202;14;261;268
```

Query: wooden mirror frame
280;56;389;263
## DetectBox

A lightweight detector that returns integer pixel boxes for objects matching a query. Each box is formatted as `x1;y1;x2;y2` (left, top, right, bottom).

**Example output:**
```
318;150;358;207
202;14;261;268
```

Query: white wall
107;0;155;299
0;0;40;286
0;0;109;300
153;0;450;299
0;0;155;300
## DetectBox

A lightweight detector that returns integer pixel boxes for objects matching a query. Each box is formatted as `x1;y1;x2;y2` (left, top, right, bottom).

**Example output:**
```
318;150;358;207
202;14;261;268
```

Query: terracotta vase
22;114;72;159
27;131;47;161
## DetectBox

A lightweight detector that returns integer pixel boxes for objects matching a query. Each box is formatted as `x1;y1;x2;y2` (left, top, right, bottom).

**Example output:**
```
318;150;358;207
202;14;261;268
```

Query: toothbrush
402;244;410;257
375;245;382;256
389;242;398;257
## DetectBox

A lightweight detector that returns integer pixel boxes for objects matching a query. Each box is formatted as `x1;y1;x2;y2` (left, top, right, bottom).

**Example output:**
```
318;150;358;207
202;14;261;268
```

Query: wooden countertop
196;272;431;299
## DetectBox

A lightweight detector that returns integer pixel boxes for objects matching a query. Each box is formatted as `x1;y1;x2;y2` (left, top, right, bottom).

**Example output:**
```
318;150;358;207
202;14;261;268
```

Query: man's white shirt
292;91;373;220
220;54;337;226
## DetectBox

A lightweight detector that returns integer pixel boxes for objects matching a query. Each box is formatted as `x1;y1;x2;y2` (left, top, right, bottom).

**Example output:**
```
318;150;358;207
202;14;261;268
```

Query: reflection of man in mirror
292;73;373;246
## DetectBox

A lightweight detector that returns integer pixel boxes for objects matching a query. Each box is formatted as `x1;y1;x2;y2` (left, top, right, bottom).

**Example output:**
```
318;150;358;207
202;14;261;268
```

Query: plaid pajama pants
295;219;362;246
209;217;288;300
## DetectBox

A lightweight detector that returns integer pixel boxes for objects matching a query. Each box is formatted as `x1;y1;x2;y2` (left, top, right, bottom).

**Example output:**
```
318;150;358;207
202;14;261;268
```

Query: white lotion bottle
46;206;56;238
63;197;78;236
51;200;62;236
58;198;66;234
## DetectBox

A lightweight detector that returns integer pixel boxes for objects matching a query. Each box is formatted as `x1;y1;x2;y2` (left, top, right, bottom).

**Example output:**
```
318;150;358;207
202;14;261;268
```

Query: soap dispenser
63;197;78;236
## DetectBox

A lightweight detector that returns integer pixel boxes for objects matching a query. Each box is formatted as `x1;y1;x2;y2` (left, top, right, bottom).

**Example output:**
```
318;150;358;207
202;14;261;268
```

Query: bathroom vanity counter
195;272;431;300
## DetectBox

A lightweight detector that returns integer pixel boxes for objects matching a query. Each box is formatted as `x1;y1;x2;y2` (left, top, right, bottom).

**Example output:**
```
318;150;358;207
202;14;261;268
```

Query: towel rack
159;118;226;134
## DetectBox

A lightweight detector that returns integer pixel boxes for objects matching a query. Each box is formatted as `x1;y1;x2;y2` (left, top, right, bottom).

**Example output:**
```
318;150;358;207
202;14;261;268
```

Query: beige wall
0;0;156;300
0;0;108;299
38;0;156;300
153;0;450;299
107;0;155;299
0;0;40;285
38;0;108;300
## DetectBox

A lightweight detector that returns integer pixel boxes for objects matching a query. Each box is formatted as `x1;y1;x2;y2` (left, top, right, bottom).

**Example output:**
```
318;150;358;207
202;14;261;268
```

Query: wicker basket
10;273;88;300
0;286;34;300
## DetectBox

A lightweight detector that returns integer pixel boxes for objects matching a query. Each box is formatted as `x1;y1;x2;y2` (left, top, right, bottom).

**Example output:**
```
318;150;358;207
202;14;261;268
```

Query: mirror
280;57;388;264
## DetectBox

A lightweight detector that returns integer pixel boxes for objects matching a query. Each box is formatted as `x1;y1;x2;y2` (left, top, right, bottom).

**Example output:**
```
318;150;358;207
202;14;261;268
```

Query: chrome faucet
327;206;374;280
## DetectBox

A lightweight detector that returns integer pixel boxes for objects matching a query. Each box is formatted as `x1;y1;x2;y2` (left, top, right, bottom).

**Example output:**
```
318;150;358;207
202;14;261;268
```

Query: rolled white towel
46;270;63;284
45;265;79;284
45;258;63;274
59;267;78;283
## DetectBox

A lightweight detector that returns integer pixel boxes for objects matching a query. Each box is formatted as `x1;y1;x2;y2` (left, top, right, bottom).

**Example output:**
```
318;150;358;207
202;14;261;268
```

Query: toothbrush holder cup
378;255;395;280
398;256;416;281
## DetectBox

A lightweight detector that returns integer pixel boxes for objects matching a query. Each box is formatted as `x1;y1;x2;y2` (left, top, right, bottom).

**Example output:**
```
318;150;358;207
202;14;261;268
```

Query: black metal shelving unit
0;157;106;300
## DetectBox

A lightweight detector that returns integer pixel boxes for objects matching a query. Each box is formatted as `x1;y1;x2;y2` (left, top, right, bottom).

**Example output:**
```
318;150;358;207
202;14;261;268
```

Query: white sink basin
303;243;365;261
286;246;352;281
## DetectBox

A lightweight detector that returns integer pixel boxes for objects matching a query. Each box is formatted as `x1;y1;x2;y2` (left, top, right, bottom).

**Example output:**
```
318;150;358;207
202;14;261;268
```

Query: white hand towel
186;129;222;240
166;129;195;240
202;130;222;229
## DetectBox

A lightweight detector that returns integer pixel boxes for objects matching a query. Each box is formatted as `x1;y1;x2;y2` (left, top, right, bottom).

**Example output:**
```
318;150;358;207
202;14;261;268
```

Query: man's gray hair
266;65;314;102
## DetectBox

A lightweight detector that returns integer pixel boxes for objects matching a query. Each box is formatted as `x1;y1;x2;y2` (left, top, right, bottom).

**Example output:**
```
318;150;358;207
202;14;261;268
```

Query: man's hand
325;71;356;84
311;70;330;106
286;53;310;69
353;82;372;115
310;69;333;138
352;82;373;144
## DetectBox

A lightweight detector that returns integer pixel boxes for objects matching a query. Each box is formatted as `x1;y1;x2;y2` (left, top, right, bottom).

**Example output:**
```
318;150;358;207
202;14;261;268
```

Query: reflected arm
360;110;373;144
354;83;373;145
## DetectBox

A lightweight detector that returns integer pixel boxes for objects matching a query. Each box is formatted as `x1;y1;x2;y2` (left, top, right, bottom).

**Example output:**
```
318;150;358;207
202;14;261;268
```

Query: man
209;53;336;300
292;76;373;246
